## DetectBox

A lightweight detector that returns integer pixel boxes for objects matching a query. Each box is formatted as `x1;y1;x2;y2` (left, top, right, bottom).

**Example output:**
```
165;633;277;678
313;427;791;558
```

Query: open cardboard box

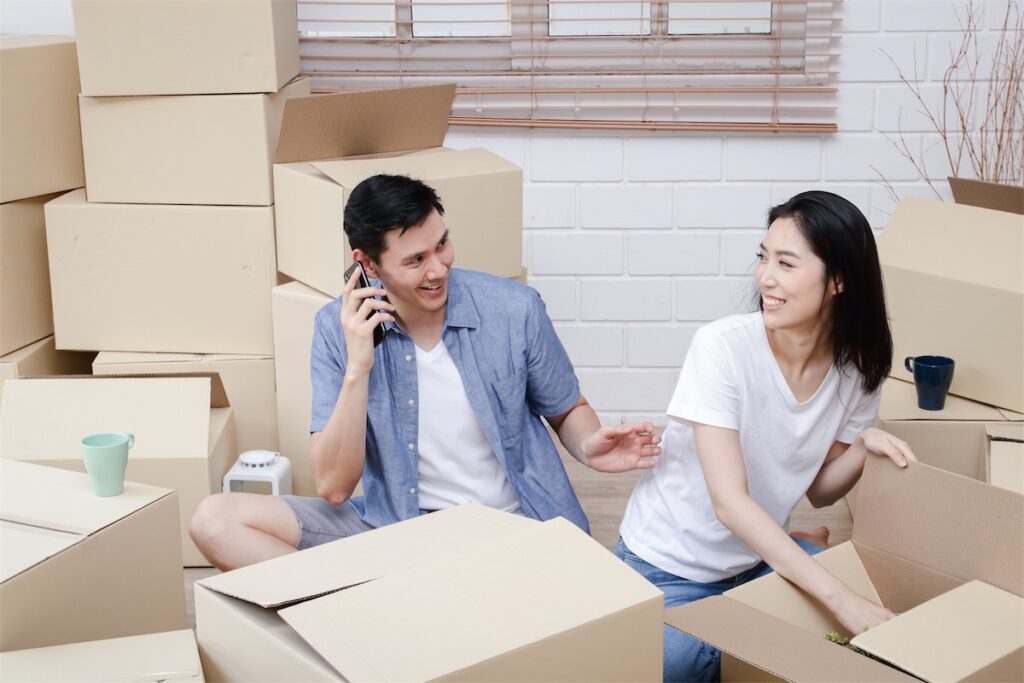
196;504;663;682
273;84;523;298
79;78;308;206
0;373;237;567
93;351;278;454
879;197;1024;413
0;35;84;203
985;423;1024;495
667;457;1024;682
45;189;277;354
0;629;203;682
0;460;185;652
847;378;1024;516
0;335;94;403
72;0;298;97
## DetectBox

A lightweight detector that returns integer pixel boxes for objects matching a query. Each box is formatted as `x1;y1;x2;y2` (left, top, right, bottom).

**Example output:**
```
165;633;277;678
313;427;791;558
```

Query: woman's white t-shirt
619;312;880;583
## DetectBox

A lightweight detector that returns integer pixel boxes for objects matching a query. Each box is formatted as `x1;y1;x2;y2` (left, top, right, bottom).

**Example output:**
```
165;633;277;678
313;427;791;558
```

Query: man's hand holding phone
341;262;394;373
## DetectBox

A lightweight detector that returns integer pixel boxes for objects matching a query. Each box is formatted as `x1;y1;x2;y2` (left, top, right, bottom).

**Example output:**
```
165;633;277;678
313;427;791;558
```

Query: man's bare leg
190;493;300;571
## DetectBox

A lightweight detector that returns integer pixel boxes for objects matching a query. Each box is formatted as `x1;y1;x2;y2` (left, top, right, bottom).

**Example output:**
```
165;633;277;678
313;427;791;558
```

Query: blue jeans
615;536;823;683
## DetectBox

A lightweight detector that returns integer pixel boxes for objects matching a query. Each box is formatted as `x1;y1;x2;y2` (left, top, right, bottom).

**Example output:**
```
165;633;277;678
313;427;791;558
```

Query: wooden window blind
298;0;840;132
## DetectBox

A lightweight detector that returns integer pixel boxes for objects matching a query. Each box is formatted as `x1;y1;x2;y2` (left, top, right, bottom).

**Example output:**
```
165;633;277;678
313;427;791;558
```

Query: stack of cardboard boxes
0;35;95;400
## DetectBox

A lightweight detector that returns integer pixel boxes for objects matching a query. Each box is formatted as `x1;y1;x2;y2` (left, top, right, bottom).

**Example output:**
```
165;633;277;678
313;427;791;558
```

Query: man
191;174;660;570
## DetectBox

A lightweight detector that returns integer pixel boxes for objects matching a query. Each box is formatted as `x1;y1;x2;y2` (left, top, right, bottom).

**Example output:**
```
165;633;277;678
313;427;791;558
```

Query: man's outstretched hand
581;423;662;473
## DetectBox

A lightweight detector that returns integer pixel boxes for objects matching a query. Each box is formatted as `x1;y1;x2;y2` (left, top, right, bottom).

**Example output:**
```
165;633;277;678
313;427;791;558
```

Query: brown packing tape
854;457;1024;597
274;84;456;163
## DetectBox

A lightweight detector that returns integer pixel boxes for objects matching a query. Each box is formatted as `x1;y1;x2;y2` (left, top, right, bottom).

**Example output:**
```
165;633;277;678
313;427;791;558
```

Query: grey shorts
281;495;376;550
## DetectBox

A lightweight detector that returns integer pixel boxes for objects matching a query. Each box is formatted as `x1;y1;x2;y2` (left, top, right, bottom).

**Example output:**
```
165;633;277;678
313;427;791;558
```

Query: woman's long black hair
764;191;892;393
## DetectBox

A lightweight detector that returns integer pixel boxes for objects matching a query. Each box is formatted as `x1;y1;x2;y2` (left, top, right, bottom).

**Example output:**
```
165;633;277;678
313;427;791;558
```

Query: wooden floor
182;447;852;628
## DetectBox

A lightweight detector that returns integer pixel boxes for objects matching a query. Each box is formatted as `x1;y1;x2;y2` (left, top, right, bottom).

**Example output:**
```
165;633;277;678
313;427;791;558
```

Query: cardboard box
195;504;663;682
274;84;524;297
666;456;1024;682
0;460;186;652
985;423;1024;495
847;378;1024;516
948;176;1024;215
45;190;277;354
80;78;309;206
0;629;204;682
73;0;299;96
94;351;278;454
0;335;94;404
0;194;59;355
271;282;332;497
0;36;84;203
879;197;1024;412
0;374;237;567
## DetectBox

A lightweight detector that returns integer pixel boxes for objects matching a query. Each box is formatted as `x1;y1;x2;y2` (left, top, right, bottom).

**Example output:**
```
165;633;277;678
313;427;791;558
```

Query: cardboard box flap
949;176;1024;215
724;543;881;637
664;597;915;682
987;423;1024;442
274;84;456;164
879;197;1023;294
1000;408;1024;422
278;517;662;682
0;374;227;461
0;628;203;681
854;457;1024;597
881;378;1006;421
198;503;535;607
851;581;1024;682
311;146;520;189
987;426;1024;494
0;34;75;50
94;352;271;366
0;521;82;583
0;460;171;536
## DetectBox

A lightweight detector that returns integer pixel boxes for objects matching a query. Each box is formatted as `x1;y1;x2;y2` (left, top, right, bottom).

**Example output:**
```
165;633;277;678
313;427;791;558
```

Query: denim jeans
615;536;824;683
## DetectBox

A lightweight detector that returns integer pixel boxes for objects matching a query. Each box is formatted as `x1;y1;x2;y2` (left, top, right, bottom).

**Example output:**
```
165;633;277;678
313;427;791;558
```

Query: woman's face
755;217;838;333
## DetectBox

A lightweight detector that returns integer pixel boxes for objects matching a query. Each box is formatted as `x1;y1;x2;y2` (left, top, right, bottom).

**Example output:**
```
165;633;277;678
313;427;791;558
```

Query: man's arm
545;394;660;473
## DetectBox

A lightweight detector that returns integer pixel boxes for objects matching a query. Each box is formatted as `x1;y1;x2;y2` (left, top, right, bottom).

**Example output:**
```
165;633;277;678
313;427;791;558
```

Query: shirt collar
380;268;480;334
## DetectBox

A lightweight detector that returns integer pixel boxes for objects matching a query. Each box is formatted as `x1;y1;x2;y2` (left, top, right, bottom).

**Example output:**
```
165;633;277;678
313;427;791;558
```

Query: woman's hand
340;267;395;375
857;427;918;468
829;586;896;635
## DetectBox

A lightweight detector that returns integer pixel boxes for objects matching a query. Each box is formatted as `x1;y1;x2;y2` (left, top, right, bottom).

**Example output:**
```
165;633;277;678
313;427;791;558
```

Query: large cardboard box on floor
0;35;84;203
0;374;237;567
0;629;204;682
0;460;186;652
272;281;332;496
847;378;1024;516
0;336;94;403
94;352;278;454
73;0;299;97
879;197;1024;413
80;78;309;206
0;193;61;356
195;504;663;682
667;456;1024;682
45;190;277;354
274;84;524;298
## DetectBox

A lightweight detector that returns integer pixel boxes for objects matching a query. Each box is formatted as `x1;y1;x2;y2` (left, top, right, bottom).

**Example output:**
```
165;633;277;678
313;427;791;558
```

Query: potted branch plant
883;1;1023;214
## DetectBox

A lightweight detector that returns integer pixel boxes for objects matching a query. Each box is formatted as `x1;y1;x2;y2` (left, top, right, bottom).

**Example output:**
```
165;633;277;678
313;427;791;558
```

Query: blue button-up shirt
310;268;589;532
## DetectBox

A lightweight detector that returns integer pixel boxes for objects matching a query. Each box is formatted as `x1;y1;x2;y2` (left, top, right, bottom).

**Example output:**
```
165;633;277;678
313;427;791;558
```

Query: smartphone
344;261;389;347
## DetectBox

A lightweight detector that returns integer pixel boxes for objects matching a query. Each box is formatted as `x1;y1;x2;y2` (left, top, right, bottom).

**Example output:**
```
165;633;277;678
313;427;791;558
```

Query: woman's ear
833;277;844;295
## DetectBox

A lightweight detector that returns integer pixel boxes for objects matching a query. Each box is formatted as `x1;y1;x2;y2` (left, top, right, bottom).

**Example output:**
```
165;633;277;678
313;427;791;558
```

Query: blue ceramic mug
905;356;955;411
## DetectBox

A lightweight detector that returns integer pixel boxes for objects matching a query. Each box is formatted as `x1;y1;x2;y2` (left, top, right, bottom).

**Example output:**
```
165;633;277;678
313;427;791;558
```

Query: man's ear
353;249;379;279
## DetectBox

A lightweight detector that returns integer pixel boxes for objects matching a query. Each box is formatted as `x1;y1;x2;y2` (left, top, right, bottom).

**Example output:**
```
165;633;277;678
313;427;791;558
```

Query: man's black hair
343;174;445;263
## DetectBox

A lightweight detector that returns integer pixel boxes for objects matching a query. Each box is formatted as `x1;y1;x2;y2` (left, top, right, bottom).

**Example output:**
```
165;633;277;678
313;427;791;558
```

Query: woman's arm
805;428;917;507
693;423;895;634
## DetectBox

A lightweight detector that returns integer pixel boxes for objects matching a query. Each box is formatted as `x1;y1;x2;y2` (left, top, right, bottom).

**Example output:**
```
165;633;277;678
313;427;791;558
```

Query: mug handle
904;357;915;373
123;433;135;450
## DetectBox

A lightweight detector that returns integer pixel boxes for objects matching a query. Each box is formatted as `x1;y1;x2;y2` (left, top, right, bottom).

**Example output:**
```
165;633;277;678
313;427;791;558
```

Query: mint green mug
81;432;135;497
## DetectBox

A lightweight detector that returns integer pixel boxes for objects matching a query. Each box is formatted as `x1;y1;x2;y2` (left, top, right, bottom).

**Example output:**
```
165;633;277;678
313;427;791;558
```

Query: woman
617;191;917;682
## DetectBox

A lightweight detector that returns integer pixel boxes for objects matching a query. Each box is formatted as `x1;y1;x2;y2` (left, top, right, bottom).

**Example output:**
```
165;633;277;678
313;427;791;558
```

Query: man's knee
189;493;237;549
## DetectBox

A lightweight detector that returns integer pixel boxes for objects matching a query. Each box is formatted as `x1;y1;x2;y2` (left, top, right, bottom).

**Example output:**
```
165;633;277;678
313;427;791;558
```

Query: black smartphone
344;261;389;347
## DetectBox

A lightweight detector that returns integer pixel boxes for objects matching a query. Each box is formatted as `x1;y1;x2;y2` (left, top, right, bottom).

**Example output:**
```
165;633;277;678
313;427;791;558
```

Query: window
298;0;839;132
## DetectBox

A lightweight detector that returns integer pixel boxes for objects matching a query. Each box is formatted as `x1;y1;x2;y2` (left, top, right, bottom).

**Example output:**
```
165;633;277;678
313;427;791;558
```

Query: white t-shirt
415;340;520;513
620;312;879;583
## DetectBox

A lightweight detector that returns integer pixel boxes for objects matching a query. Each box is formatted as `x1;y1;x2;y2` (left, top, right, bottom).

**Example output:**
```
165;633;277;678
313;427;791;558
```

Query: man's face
364;209;454;316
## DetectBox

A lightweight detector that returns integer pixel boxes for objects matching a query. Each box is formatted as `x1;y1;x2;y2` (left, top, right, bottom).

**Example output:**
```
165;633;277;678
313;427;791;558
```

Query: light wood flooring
182;447;852;628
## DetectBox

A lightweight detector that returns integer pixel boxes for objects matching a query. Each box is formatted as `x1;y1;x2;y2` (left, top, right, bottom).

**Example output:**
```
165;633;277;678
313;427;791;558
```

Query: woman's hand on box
857;427;918;468
831;587;896;635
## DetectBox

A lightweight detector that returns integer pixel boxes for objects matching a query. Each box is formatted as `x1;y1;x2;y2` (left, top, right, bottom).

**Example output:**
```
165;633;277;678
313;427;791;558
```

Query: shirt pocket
488;370;527;456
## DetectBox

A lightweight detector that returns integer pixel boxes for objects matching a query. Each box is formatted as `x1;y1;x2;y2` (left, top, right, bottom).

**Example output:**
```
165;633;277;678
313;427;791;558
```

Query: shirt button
404;354;412;362
409;487;417;495
407;399;415;407
407;442;415;450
